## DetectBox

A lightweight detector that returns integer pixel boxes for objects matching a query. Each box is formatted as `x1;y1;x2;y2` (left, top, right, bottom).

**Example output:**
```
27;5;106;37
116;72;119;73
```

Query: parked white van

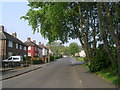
3;56;23;62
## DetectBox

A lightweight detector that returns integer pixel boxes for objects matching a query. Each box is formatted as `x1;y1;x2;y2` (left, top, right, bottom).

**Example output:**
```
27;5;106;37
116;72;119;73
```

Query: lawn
96;68;119;87
76;57;119;87
82;62;119;87
76;57;85;61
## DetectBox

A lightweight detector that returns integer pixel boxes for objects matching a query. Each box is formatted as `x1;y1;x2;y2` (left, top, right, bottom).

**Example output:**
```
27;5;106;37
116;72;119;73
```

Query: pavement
2;57;117;88
1;63;51;81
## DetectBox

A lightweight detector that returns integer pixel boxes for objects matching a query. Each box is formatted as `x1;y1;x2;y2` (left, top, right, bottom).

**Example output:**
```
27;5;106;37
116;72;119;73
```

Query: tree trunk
117;23;120;86
105;3;118;44
105;3;120;85
93;16;97;51
90;10;97;56
78;3;91;63
97;2;115;66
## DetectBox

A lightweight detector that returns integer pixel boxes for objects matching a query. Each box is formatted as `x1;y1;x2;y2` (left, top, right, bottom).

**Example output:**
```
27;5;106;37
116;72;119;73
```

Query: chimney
42;44;44;46
12;32;17;38
0;26;4;32
39;42;41;45
33;40;36;44
27;37;31;42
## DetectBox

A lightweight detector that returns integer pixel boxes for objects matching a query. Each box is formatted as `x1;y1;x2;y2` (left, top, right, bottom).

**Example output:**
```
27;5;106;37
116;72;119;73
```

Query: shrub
50;56;54;61
89;49;111;72
54;54;62;59
33;60;43;64
29;57;44;64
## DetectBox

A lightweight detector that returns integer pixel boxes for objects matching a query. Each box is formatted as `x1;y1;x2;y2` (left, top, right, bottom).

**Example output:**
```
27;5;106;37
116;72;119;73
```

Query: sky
1;1;80;46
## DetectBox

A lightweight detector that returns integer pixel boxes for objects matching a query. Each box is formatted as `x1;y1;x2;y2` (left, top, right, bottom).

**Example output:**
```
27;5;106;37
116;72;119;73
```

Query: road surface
2;57;116;88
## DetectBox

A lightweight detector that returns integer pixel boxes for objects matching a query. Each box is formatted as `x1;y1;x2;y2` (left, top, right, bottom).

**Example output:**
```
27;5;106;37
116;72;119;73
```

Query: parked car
3;56;23;63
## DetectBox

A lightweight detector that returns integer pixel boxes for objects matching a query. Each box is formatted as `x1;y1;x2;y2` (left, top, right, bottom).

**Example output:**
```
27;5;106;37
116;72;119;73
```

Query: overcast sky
1;1;80;46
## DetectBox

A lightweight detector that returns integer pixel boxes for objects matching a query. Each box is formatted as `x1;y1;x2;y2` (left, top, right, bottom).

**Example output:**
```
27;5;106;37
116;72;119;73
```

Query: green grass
76;57;85;61
78;55;120;87
82;63;119;87
96;68;119;87
76;57;119;87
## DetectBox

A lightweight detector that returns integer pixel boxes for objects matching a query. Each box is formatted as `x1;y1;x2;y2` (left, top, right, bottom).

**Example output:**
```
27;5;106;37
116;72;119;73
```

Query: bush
29;57;44;64
54;54;62;59
50;56;54;61
89;49;111;72
32;60;43;64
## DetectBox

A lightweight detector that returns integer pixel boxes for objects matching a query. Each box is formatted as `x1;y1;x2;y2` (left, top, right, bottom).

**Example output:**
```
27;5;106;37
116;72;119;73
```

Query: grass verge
76;57;85;61
96;68;119;87
82;63;119;87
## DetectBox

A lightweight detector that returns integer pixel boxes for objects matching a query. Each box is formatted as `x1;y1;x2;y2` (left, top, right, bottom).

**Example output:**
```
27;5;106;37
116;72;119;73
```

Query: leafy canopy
69;42;80;56
21;2;80;43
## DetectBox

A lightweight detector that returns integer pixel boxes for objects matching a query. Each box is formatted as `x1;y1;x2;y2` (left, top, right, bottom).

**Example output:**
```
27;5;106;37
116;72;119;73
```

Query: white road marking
79;80;84;88
79;80;82;84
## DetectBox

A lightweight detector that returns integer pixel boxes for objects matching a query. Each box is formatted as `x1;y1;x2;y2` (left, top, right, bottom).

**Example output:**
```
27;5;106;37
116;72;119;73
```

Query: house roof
38;44;44;48
38;44;49;50
24;41;42;49
24;41;36;46
0;31;27;46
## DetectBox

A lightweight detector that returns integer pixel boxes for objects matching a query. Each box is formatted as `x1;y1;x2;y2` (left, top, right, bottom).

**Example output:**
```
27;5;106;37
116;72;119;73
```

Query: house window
35;47;36;51
20;45;22;50
24;54;27;57
28;53;31;56
35;53;37;56
8;52;12;57
24;46;27;51
8;41;13;48
28;46;31;50
16;43;18;49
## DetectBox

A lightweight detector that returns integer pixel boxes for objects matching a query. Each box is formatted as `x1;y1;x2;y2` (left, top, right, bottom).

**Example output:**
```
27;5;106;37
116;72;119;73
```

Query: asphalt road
2;57;116;88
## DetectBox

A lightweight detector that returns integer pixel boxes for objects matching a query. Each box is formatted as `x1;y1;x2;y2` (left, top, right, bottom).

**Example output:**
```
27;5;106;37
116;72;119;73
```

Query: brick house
0;26;28;60
38;44;49;57
38;43;49;63
24;38;42;58
46;46;53;56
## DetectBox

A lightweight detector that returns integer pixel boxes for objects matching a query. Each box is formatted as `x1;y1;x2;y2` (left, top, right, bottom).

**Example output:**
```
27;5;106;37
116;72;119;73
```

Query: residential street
2;57;116;88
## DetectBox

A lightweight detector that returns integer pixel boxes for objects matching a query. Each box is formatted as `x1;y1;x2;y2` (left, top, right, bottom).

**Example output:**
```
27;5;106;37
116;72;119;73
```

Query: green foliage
21;2;119;77
47;41;71;56
29;57;43;64
62;46;71;56
21;2;81;43
76;57;84;61
69;43;80;56
50;56;54;61
96;67;119;87
46;41;64;55
89;48;111;72
32;60;43;64
23;57;27;61
54;54;62;59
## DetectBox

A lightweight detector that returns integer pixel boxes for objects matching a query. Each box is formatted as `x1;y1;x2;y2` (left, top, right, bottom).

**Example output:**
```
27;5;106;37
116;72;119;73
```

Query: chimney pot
12;32;17;38
27;37;31;41
0;26;4;32
33;40;36;44
39;42;41;45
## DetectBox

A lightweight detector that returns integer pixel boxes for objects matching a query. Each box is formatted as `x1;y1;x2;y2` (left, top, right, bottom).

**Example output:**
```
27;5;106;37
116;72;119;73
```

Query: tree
46;41;64;55
21;2;120;75
63;46;71;56
69;43;79;56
